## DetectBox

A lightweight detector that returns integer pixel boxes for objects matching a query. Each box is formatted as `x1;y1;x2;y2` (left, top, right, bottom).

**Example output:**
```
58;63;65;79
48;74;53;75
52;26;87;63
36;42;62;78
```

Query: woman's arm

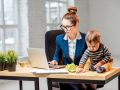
52;35;62;63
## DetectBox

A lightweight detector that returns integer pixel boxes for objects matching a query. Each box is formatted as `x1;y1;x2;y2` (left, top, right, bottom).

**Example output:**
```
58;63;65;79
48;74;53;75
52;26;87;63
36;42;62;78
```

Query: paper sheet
30;68;68;74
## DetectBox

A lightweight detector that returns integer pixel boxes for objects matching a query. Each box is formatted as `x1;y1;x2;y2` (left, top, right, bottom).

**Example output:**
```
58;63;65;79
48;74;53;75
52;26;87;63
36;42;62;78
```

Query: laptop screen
27;48;49;69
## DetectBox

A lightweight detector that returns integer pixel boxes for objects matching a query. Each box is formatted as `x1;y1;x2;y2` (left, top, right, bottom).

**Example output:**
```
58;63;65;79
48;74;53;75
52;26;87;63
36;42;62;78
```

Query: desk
0;67;120;90
0;68;47;90
47;68;120;90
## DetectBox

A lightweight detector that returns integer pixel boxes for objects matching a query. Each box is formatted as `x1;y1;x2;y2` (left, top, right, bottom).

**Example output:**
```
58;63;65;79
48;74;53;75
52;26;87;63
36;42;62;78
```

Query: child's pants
84;58;113;72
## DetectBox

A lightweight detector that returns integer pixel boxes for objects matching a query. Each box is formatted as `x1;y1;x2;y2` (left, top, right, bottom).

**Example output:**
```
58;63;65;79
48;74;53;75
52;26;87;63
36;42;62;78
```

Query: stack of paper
30;68;69;74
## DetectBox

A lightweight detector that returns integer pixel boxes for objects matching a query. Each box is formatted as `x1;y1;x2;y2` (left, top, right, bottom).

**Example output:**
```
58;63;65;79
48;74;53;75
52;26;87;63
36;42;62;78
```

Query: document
30;68;69;74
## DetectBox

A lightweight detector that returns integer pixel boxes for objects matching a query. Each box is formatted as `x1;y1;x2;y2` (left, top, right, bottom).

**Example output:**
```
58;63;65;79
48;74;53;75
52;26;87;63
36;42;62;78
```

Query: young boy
76;29;113;73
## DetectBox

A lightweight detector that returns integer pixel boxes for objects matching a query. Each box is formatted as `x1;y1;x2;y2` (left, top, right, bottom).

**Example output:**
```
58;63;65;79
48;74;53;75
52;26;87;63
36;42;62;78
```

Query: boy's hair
86;29;101;44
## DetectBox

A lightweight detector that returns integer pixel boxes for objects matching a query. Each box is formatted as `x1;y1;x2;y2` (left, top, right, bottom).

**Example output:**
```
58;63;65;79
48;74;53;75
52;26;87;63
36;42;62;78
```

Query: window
0;0;28;56
45;0;74;31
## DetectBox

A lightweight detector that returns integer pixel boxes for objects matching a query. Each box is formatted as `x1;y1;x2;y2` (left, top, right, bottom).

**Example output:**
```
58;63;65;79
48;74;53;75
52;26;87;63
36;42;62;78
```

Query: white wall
28;0;46;48
28;0;89;48
27;0;120;56
75;0;89;32
28;0;120;56
19;0;29;56
89;0;120;57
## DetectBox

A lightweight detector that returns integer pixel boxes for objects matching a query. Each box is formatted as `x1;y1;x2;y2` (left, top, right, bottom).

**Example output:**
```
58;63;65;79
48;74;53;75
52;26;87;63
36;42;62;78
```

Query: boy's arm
94;45;111;68
76;50;89;73
99;45;111;65
79;50;89;68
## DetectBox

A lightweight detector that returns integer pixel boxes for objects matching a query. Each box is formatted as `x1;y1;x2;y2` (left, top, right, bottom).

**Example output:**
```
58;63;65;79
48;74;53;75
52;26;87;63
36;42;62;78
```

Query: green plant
6;50;18;64
0;52;6;63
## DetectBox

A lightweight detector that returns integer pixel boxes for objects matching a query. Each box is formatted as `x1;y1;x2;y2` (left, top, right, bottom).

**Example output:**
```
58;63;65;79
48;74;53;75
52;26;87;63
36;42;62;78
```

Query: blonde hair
86;29;101;44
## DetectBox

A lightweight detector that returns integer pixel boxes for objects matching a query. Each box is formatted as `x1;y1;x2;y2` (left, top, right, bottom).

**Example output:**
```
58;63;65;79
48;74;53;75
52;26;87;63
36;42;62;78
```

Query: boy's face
87;42;100;52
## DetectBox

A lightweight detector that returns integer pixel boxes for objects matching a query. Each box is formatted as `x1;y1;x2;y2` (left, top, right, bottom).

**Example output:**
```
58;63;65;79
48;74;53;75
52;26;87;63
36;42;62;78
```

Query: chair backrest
45;30;64;64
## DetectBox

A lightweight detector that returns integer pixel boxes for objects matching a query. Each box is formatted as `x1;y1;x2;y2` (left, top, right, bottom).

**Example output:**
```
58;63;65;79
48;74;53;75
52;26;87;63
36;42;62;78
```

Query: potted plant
6;50;18;71
0;52;6;71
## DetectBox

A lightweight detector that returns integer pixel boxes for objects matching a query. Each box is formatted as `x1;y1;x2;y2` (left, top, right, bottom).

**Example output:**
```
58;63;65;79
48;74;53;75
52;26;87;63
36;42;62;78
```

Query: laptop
27;48;68;74
27;48;50;69
27;48;65;69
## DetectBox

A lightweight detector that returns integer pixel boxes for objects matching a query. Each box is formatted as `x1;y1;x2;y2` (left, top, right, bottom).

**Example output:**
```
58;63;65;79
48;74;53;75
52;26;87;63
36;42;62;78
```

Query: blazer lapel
62;40;69;57
74;39;81;60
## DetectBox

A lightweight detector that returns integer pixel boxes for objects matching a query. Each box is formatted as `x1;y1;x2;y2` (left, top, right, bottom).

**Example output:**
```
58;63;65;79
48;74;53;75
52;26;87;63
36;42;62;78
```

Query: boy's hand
76;67;84;73
94;63;102;69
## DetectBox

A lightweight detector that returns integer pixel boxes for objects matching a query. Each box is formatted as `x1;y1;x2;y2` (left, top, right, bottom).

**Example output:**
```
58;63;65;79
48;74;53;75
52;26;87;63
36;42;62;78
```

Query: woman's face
61;19;78;36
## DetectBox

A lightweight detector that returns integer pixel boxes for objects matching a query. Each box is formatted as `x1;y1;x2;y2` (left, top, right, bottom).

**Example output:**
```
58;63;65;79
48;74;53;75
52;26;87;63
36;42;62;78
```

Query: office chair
45;30;64;65
45;30;104;89
45;30;64;88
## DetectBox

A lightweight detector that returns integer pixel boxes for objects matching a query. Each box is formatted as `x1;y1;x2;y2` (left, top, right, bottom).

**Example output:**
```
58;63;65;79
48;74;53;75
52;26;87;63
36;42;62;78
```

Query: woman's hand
50;60;58;65
76;67;84;73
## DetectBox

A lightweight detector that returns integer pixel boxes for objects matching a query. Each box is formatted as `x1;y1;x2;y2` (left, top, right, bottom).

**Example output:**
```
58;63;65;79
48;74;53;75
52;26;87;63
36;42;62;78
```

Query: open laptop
27;48;50;69
27;48;68;74
27;48;65;69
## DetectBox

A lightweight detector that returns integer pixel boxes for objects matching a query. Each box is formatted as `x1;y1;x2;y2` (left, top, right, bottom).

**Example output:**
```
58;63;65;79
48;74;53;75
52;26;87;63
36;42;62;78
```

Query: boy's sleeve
79;50;89;68
102;45;111;63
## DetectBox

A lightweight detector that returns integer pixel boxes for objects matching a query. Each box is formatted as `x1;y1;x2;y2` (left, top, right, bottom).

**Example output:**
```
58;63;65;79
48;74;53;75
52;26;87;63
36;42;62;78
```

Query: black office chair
45;30;64;88
45;30;64;65
45;30;104;89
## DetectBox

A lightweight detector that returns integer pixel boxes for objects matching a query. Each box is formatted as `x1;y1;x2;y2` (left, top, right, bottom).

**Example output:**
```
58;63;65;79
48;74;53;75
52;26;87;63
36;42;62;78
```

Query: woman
51;6;97;90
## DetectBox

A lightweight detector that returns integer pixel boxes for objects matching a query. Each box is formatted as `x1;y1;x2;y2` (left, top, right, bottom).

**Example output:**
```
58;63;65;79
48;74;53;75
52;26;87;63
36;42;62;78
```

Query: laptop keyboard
49;64;65;69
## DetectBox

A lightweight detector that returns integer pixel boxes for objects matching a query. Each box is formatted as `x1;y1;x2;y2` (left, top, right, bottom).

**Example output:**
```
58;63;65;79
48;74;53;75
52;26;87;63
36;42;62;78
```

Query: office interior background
0;0;120;90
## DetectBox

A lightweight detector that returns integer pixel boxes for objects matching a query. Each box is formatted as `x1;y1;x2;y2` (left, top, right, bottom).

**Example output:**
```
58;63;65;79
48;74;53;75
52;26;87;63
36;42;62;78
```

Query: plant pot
7;62;17;72
0;62;5;71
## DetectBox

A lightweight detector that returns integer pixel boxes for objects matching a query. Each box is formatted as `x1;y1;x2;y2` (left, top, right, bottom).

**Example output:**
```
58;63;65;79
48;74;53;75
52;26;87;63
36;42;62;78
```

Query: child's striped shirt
79;43;111;66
